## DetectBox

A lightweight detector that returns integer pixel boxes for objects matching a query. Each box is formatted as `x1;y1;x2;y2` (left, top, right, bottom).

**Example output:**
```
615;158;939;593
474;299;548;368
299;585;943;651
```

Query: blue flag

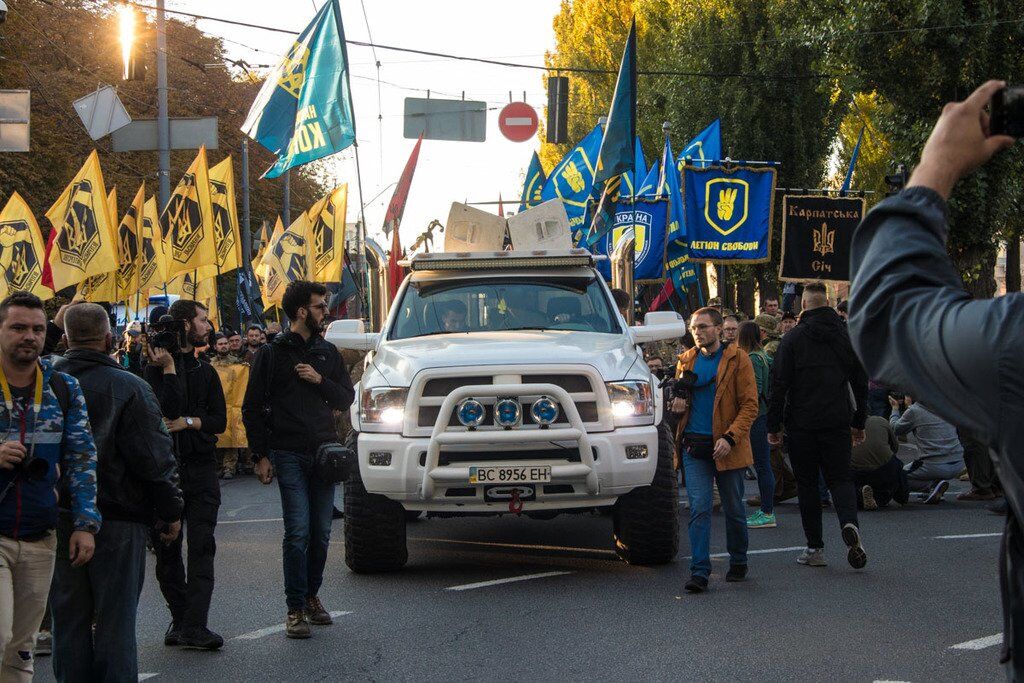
242;1;356;179
620;136;648;198
676;119;722;171
595;161;665;282
540;123;603;238
660;136;698;291
519;152;547;213
683;164;777;263
841;126;865;193
584;18;636;247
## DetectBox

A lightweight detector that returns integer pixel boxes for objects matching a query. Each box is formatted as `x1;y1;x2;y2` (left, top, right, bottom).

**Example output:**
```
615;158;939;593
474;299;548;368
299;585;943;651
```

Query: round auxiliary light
530;396;559;426
494;398;522;428
456;398;486;428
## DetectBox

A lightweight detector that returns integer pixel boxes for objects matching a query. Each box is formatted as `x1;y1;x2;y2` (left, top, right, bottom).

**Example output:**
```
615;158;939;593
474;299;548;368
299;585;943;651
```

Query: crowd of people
0;280;355;681
644;282;999;592
0;79;1018;679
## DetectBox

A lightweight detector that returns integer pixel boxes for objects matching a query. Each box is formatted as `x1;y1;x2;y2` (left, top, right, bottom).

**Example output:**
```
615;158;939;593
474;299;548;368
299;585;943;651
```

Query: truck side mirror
326;319;379;352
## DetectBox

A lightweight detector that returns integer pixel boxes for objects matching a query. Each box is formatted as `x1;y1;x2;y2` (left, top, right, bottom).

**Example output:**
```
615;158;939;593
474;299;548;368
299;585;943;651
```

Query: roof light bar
407;249;597;271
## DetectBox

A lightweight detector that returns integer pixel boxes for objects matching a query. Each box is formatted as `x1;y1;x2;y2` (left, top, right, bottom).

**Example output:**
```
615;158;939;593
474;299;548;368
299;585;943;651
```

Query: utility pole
156;0;170;209
241;139;252;264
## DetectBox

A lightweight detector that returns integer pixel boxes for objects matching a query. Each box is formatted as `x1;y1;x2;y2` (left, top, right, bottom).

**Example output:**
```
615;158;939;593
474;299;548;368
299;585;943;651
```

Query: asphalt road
36;475;1005;682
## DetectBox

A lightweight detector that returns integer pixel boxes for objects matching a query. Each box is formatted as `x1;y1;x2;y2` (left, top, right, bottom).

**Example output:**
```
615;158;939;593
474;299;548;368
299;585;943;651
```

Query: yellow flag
137;196;169;293
0;193;53;301
162;146;216;279
45;150;119;291
115;183;146;300
197;157;242;281
309;185;347;283
261;212;311;305
254;218;281;278
80;188;121;302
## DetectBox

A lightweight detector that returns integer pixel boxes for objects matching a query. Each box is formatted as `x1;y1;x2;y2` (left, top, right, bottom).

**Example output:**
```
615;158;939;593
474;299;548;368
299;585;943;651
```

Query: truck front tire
343;431;409;573
611;421;679;565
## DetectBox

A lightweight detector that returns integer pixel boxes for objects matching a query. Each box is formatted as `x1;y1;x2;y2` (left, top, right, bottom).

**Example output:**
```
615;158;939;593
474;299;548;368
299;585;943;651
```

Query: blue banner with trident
682;164;777;263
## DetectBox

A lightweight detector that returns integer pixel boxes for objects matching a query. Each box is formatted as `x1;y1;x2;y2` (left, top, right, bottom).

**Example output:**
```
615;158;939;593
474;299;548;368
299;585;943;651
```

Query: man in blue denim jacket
0;292;99;682
848;80;1019;675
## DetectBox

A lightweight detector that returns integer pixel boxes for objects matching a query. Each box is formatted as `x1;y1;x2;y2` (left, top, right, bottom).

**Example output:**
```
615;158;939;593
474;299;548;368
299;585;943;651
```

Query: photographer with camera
143;299;226;651
50;303;183;681
846;80;1022;673
0;292;100;681
242;281;354;639
673;307;759;594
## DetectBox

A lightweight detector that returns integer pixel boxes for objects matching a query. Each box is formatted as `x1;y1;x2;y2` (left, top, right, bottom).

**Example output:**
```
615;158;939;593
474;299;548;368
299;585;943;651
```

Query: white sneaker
796;547;827;567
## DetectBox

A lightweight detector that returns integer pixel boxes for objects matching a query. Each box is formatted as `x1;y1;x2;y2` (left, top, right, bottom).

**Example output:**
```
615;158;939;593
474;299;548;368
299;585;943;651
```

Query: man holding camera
50;303;183;681
143;299;227;651
0;292;100;682
242;281;354;639
847;80;1022;672
673;306;759;593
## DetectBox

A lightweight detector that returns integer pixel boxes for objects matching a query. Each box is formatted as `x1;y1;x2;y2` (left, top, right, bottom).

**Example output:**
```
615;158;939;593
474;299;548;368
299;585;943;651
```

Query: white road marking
139;675;159;681
410;536;617;557
934;532;1002;540
232;611;352;640
950;633;1002;651
693;545;805;560
218;517;284;525
872;679;912;682
446;571;572;591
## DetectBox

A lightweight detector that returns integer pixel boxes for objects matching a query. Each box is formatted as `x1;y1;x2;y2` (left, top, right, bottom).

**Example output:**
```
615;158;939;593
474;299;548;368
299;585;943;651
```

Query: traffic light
546;76;569;144
884;162;907;196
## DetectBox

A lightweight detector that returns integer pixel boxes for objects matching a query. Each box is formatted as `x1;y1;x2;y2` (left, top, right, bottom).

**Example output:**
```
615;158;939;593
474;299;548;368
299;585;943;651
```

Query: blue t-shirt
687;346;722;436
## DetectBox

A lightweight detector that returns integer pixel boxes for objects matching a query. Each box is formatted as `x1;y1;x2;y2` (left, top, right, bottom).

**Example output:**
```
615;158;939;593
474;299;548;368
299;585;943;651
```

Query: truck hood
370;331;641;387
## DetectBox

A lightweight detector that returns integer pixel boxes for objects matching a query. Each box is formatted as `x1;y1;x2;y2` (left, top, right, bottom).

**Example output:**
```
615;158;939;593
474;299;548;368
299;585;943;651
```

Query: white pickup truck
327;249;684;572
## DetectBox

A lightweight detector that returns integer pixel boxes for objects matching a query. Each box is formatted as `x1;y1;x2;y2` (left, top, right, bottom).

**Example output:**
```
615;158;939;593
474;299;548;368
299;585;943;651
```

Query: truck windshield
389;277;621;340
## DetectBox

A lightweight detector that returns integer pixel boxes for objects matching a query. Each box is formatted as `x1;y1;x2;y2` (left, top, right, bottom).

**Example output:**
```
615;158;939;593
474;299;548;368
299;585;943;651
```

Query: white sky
169;0;561;250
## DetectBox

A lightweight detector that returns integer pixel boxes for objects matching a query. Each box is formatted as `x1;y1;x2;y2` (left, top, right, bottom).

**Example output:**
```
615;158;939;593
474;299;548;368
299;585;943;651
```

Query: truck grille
419;447;583;466
408;367;611;435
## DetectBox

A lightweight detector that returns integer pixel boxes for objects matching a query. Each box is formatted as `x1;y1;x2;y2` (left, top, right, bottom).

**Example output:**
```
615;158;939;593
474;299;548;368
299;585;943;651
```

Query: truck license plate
469;465;552;485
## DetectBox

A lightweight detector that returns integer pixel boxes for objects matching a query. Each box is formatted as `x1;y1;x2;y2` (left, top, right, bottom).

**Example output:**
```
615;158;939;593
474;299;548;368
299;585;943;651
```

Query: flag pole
353;142;371;325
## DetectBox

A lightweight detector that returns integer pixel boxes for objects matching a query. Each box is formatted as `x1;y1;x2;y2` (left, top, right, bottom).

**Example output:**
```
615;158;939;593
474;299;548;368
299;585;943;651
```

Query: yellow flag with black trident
45;150;119;292
197;156;242;281
309;185;347;283
0;192;53;301
162;146;217;279
115;183;146;300
80;188;121;303
137;196;169;294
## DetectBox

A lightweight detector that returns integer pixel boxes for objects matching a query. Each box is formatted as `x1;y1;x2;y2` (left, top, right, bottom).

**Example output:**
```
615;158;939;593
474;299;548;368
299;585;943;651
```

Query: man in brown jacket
674;306;759;593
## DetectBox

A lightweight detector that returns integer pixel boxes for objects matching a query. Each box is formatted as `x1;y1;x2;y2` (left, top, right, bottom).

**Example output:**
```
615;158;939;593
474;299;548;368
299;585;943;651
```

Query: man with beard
243;325;264;365
0;293;99;681
143;300;227;651
242;281;354;639
226;331;244;359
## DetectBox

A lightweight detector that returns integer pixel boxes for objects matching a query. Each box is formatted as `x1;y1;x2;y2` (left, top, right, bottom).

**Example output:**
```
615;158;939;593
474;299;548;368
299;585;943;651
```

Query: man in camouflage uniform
0;292;99;682
754;314;782;357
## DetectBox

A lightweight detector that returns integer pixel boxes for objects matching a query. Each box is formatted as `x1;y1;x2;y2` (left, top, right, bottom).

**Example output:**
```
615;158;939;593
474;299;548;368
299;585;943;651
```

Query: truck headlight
361;387;408;430
494;397;522;428
606;380;654;424
456;398;486;428
530;396;559;426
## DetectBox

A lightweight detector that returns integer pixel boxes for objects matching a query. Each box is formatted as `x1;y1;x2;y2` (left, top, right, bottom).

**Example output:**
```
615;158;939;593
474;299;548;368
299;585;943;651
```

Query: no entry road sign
498;102;539;142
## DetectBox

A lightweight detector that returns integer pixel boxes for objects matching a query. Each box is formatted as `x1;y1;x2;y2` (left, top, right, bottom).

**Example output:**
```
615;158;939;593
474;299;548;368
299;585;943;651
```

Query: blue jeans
50;518;147;683
749;415;774;514
682;454;748;578
271;449;337;611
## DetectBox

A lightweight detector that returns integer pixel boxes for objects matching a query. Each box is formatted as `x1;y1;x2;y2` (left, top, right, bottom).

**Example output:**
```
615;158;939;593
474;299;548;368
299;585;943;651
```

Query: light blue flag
540;123;604;238
519;152;547;213
841;126;865;193
676;119;722;171
242;1;356;179
661;135;698;291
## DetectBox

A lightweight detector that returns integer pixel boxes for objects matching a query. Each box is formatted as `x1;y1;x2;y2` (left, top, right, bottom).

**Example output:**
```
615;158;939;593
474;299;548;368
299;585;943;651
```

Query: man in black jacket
242;280;354;640
144;299;226;651
767;282;869;569
50;303;183;681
